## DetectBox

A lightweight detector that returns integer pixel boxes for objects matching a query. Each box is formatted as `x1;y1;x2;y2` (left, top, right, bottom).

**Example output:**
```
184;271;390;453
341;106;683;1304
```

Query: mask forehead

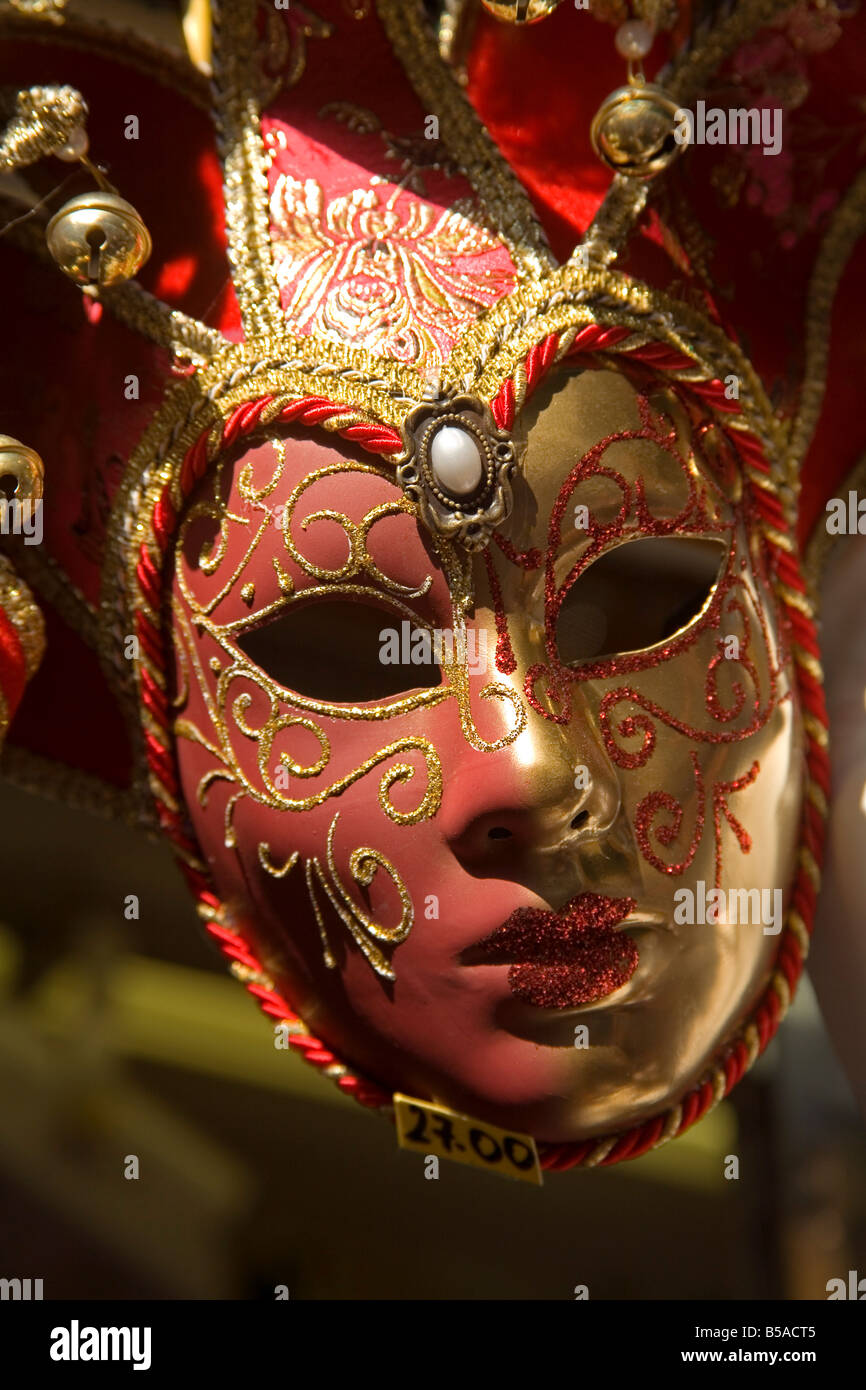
176;429;455;631
510;367;733;552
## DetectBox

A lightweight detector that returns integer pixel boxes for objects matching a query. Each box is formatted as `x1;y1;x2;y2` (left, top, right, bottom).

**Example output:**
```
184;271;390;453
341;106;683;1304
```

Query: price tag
393;1093;543;1186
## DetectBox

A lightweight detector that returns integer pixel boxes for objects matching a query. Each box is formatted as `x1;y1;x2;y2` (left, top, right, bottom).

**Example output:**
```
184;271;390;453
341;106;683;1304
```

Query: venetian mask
3;0;830;1174
166;358;804;1145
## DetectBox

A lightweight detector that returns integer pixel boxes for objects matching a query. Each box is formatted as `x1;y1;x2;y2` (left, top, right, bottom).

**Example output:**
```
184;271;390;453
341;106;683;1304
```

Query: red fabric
466;3;866;546
466;6;690;280
7;604;131;786
467;7;635;256
0;38;237;784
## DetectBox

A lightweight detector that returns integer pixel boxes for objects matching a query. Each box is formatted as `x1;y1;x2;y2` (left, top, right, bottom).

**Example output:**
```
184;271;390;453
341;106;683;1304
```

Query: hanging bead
55;124;89;162
614;19;654;59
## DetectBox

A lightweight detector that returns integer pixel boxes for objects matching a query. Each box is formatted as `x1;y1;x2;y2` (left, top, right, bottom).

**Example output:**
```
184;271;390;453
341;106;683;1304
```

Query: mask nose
442;699;622;872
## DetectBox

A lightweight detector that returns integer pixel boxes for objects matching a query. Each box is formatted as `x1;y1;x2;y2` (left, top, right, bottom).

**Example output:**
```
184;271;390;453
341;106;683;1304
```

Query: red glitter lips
467;893;639;1008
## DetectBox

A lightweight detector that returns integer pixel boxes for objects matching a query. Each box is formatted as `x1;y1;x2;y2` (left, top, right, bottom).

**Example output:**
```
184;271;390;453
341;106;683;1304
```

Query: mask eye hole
555;536;727;666
235;599;442;702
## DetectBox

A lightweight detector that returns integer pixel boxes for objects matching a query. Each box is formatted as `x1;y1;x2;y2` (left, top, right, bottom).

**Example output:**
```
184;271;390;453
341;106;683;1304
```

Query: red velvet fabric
465;2;866;545
0;38;235;775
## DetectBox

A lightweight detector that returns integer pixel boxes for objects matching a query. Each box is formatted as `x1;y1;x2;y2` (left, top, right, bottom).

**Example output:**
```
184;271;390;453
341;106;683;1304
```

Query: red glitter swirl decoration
633;752;706;876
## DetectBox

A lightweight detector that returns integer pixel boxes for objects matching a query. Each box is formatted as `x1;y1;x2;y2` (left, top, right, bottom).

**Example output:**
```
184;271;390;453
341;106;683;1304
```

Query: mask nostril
487;826;512;841
570;810;590;831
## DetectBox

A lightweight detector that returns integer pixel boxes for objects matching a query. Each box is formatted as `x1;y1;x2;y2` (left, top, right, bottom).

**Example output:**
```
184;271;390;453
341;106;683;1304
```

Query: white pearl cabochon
428;424;484;497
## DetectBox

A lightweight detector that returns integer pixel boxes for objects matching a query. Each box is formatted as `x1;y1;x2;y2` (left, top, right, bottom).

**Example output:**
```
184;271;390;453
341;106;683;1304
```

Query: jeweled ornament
429;425;484;496
397;395;519;551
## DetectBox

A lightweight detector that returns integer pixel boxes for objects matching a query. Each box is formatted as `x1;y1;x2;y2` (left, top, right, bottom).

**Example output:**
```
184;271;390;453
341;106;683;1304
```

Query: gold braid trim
3;542;95;657
0;743;146;827
445;263;784;462
787;167;866;481
99;281;231;367
3;541;158;827
210;0;284;338
0;82;85;171
376;0;554;280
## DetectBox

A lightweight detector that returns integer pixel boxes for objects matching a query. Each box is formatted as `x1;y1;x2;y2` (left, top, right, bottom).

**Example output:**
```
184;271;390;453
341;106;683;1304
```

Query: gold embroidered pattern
267;167;516;368
375;0;554;280
211;0;286;337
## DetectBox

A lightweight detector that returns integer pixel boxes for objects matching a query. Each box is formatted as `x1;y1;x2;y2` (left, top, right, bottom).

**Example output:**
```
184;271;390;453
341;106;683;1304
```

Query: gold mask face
463;366;804;1136
169;362;804;1142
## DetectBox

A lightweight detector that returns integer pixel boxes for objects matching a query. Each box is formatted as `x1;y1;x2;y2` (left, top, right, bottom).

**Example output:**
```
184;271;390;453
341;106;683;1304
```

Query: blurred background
0;775;863;1301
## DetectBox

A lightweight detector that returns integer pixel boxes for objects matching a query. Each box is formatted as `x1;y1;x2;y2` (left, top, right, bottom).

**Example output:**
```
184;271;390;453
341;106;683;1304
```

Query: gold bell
45;191;152;288
480;0;563;22
0;436;44;502
590;81;684;178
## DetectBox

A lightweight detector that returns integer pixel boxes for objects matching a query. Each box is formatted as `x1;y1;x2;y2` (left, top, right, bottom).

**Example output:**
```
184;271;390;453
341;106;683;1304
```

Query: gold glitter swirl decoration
304;812;414;979
179;646;446;833
280;457;432;598
427;526;528;751
166;404;525;818
160;364;528;795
